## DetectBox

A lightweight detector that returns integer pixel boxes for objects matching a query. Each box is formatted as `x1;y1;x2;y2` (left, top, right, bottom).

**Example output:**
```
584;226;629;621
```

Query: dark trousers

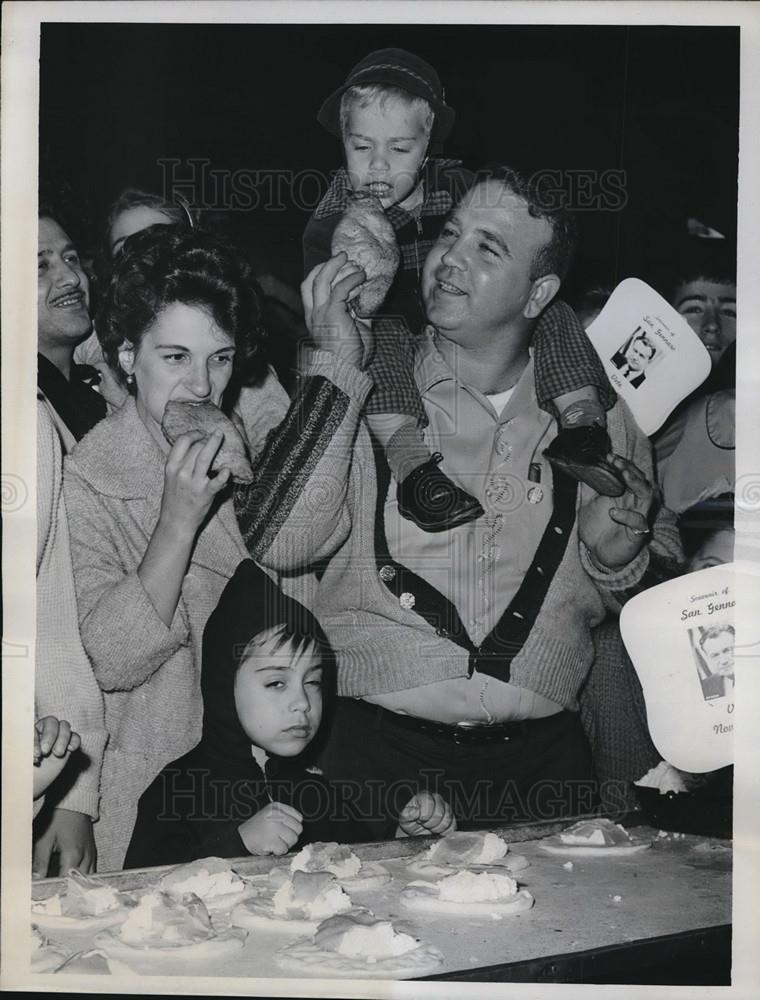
317;698;598;841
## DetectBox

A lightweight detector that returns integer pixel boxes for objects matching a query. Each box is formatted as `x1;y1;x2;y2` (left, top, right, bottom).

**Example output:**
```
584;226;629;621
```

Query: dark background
39;22;739;299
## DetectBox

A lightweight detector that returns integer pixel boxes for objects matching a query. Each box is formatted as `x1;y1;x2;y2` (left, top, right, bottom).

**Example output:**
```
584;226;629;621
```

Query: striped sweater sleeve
234;350;373;571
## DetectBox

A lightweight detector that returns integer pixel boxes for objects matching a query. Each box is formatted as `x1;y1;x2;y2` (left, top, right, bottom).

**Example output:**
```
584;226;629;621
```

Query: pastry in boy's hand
161;401;254;483
331;192;400;317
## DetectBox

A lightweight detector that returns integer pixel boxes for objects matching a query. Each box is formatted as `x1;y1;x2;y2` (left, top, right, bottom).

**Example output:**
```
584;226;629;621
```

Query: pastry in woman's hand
161;401;254;483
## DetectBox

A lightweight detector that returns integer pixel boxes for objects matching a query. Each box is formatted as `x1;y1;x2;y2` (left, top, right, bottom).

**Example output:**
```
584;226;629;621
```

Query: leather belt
354;698;562;745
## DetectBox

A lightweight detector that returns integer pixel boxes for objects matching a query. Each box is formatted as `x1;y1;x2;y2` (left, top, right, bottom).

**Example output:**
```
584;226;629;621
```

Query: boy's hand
301;253;372;368
396;791;456;838
578;454;656;569
33;717;81;799
238;801;303;855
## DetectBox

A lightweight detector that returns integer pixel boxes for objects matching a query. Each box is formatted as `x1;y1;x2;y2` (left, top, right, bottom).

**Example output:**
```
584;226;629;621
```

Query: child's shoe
543;425;627;497
397;453;484;532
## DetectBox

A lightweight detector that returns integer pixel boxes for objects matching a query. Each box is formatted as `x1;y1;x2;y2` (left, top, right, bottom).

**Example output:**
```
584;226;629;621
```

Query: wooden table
31;817;732;985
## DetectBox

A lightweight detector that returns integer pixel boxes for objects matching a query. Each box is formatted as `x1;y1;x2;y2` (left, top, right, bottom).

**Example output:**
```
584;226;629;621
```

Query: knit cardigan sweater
64;353;372;871
36;401;108;821
236;354;655;709
305;391;652;708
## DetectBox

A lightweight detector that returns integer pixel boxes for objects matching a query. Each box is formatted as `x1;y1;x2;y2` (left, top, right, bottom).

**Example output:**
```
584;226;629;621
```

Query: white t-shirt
485;386;516;417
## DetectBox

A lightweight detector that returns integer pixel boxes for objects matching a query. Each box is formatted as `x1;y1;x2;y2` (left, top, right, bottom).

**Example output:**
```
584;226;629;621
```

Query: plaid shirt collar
314;159;462;222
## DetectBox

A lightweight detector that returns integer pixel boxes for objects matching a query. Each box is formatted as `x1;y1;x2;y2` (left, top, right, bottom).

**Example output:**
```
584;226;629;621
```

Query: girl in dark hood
124;559;349;868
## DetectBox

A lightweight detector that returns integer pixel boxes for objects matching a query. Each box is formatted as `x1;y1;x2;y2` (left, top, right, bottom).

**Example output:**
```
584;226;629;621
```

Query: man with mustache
37;206;106;451
302;166;657;838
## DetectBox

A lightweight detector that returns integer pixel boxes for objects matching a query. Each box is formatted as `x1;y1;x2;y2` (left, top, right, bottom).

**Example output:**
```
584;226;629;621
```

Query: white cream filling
427;831;509;865
290;844;362;879
473;833;509;864
66;883;121;915
335;922;418;959
635;761;691;795
436;871;518;903
325;855;362;879
560;827;607;846
559;819;632;846
272;881;351;920
165;868;242;900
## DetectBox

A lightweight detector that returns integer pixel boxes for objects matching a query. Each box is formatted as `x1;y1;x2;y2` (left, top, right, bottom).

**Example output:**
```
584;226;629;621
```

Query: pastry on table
30;870;137;933
407;830;529;878
231;870;353;933
161;401;254;483
538;817;652;857
400;870;535;916
331;192;400;317
157;856;253;913
94;890;246;968
270;842;390;891
30;925;70;973
276;909;443;979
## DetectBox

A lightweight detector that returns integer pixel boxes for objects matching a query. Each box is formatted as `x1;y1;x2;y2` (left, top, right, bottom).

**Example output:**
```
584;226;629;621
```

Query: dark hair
698;623;735;649
38;166;94;253
236;621;332;674
38;198;83;251
631;332;656;359
98;226;269;391
474;165;578;282
667;237;736;300
230;592;336;706
105;188;194;257
39;199;63;224
573;285;613;327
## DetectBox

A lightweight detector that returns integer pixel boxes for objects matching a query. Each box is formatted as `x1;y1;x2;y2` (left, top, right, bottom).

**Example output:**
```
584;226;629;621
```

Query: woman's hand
238;802;304;855
578;454;657;569
33;808;96;877
396;791;457;838
139;429;232;627
157;430;231;538
301;252;372;368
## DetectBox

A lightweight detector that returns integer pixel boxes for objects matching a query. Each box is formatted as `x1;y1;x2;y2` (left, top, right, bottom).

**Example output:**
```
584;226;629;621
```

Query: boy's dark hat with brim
317;48;456;152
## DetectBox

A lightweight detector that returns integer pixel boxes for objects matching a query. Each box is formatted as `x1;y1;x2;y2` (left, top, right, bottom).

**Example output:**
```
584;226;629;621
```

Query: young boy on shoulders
304;48;622;533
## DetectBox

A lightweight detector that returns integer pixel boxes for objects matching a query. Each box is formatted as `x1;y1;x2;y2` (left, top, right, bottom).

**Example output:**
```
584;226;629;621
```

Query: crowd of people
33;48;736;876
